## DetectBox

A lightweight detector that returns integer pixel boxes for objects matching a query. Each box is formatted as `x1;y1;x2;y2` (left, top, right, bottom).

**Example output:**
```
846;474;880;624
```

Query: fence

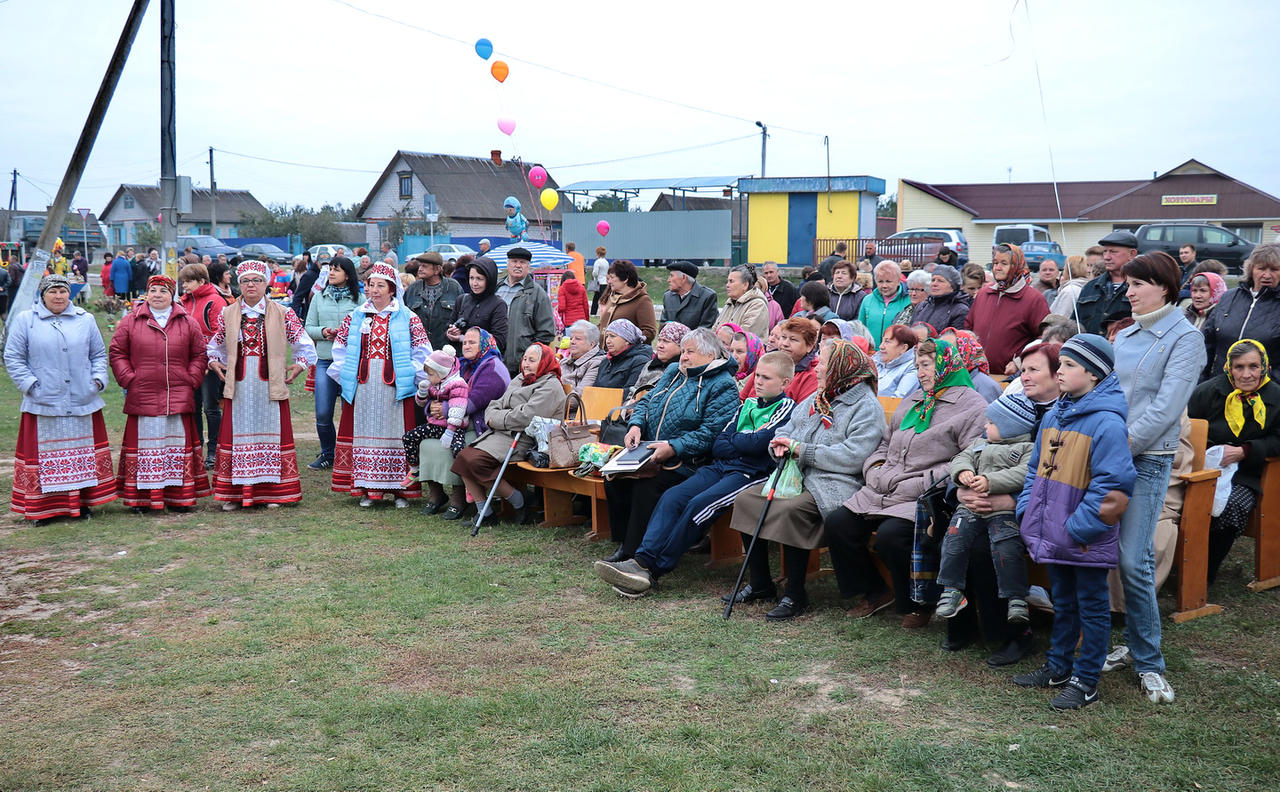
814;237;944;268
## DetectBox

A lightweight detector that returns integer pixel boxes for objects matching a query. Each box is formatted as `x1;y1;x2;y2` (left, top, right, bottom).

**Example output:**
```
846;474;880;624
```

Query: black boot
603;544;629;563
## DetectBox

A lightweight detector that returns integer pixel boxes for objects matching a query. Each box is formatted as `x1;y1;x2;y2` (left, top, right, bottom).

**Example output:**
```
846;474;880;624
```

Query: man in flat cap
499;246;555;376
1074;230;1137;334
404;251;463;350
662;261;718;329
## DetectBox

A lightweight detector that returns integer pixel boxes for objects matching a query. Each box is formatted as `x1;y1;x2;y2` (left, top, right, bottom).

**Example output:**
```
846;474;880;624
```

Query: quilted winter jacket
1200;284;1280;380
628;356;741;469
911;290;971;334
1017;373;1136;568
108;302;208;416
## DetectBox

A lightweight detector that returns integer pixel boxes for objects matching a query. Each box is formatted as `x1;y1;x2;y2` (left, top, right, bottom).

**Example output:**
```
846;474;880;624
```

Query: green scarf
736;393;787;432
900;339;974;434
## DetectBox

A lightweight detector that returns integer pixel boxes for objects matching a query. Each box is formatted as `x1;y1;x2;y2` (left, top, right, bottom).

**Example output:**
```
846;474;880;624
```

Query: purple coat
463;353;510;435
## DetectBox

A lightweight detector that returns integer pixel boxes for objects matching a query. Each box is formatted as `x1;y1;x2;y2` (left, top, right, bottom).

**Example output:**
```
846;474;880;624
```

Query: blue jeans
313;358;340;460
1046;564;1111;687
634;466;756;576
1118;453;1174;674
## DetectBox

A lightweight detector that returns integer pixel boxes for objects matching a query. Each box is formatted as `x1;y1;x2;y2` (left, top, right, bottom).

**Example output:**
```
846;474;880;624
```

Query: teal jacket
628;357;741;471
305;286;359;361
857;283;911;345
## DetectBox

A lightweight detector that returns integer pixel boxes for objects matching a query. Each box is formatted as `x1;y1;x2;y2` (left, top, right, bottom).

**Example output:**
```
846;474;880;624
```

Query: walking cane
471;434;522;537
723;452;790;620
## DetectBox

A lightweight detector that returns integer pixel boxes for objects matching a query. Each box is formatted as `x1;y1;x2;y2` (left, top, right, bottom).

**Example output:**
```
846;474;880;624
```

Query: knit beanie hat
932;264;962;291
426;345;460;377
986;392;1037;439
1060;333;1114;381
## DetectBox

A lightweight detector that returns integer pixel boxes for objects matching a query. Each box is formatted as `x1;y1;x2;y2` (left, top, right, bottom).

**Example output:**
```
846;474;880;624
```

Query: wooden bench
1245;456;1280;593
1169;418;1223;622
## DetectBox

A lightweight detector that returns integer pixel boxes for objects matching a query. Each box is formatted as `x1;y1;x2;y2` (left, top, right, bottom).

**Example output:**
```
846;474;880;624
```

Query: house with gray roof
99;184;267;248
357;151;562;246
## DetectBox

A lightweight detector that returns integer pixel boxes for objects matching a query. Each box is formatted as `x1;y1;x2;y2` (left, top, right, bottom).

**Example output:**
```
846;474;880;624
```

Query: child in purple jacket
1012;334;1136;711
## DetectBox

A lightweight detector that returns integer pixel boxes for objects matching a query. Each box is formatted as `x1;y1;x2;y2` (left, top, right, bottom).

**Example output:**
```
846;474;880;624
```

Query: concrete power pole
209;146;216;238
159;0;178;274
2;0;150;342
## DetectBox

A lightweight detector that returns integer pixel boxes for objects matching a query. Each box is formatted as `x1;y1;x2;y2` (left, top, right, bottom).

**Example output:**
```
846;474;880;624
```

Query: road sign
77;208;91;220
426;213;439;223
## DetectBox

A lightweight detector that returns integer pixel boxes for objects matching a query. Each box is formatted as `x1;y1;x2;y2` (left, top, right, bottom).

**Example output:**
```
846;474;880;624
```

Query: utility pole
159;0;178;276
755;121;768;177
3;0;150;341
208;146;216;238
7;169;17;212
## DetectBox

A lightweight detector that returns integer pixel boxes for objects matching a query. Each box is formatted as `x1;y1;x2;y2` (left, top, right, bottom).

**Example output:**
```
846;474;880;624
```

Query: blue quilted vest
338;304;416;404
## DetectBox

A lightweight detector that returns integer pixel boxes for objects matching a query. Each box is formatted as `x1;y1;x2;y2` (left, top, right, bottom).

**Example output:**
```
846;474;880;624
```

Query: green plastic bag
762;456;804;499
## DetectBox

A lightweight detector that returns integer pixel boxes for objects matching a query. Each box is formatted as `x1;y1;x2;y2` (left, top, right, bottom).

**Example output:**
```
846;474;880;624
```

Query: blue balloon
475;38;493;60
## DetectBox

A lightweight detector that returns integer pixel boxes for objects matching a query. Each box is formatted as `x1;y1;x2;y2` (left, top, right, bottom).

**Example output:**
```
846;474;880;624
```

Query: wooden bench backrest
1188;418;1209;472
878;396;902;426
580;386;624;421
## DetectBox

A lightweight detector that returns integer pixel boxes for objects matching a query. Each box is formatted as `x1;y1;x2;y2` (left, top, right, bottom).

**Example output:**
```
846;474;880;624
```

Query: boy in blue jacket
1013;334;1136;710
594;351;797;597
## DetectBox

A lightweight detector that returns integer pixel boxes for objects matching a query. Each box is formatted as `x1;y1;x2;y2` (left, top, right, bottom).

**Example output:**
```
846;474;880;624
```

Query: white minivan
992;224;1051;248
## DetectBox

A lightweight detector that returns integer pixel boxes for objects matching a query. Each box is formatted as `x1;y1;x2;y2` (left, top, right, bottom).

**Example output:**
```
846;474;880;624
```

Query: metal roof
558;176;746;193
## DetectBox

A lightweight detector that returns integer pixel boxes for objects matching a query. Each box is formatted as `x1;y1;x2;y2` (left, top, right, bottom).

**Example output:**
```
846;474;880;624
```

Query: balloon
596;220;610;237
497;117;516;136
475;38;493;60
540;188;559;211
490;60;509;83
528;166;547;189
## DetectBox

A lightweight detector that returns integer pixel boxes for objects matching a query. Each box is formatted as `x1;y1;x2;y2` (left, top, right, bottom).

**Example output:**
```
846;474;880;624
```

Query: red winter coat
180;281;230;340
100;260;114;296
108;301;208;416
557;277;590;326
964;282;1050;375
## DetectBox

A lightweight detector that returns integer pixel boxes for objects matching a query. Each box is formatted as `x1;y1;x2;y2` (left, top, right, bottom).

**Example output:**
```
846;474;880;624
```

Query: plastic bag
1203;445;1238;518
762;456;804;499
524;416;558;453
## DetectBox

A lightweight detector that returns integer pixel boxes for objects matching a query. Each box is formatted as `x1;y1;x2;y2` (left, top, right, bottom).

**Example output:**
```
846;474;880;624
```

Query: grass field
1;305;1278;791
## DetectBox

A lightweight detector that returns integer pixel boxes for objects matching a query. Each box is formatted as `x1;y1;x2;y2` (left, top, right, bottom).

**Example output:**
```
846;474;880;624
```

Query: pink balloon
596;220;610;237
497;117;516;136
528;165;548;189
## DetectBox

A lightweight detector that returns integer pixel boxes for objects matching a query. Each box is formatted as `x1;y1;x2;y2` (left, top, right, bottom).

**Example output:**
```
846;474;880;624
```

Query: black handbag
598;405;631;447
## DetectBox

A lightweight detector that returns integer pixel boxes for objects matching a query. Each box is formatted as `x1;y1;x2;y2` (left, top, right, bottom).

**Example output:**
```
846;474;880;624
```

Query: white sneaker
359;497;374;507
1102;645;1132;673
394;498;408;509
1139;672;1176;703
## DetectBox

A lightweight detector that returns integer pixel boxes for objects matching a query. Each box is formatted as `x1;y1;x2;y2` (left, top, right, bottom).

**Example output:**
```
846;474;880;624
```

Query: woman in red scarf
451;343;567;525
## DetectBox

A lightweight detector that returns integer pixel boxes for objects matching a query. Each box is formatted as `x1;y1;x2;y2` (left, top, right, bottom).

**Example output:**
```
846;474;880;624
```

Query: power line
325;0;825;139
551;134;759;170
211;147;383;174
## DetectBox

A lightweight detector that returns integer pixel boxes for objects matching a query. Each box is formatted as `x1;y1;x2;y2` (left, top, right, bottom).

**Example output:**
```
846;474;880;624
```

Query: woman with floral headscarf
829;338;986;627
5;274;117;524
1187;338;1280;584
965;244;1050;376
452;343;567;525
1183;271;1227;329
941;328;1005;403
726;339;886;620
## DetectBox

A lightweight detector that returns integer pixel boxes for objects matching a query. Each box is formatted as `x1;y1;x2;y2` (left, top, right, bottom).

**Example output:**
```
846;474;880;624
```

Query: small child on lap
401;346;470;487
935;392;1037;623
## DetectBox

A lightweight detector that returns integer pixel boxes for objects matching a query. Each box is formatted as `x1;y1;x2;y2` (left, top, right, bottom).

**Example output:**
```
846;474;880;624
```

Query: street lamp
755;121;768;178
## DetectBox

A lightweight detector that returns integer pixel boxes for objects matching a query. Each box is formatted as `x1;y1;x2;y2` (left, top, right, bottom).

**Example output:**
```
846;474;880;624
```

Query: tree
586;195;628;213
877;193;897;218
382;201;450;247
241;201;366;248
134;222;162;249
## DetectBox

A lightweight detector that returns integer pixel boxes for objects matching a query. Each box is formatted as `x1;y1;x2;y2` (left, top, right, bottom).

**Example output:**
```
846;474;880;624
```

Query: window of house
398;172;412;199
1221;223;1261;243
123;194;135;209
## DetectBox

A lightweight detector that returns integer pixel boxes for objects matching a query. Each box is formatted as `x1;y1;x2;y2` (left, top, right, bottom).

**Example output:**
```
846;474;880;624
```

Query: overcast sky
4;0;1278;219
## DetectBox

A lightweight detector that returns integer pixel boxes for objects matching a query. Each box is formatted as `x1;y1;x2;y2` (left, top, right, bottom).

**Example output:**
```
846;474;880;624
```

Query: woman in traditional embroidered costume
327;260;431;508
206;259;316;511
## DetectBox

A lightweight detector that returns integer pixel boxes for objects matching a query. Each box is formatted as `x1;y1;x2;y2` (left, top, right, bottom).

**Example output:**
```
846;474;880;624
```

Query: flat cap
506;247;533;262
666;260;698;278
1098;230;1138;249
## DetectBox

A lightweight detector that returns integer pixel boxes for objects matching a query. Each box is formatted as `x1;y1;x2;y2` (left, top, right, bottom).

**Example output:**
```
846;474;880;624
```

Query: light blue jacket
1113;307;1206;455
4;302;109;416
304;286;359;360
874;351;919;398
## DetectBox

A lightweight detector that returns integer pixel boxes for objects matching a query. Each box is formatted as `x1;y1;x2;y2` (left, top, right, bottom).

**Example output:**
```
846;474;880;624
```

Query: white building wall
363;157;430;219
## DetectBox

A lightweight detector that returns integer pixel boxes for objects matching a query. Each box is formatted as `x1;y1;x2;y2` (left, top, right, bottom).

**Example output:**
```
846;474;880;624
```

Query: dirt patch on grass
0;551;93;625
792;662;924;715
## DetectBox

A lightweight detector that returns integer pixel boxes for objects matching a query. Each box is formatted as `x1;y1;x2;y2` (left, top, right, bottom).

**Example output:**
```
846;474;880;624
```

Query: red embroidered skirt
116;413;212;509
11;411;116;520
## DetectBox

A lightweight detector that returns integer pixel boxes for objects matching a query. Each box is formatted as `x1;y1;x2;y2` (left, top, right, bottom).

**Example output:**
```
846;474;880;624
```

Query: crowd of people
6;232;1280;712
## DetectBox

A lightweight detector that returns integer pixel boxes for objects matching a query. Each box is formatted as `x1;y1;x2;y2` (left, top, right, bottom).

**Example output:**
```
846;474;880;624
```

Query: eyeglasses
239;277;266;285
907;286;926;292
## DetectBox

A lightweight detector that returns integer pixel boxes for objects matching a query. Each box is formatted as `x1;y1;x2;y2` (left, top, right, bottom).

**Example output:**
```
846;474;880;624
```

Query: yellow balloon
540;188;559;211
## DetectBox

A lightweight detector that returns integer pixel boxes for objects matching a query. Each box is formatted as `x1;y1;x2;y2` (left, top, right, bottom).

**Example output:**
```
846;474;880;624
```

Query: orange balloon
490;60;509;83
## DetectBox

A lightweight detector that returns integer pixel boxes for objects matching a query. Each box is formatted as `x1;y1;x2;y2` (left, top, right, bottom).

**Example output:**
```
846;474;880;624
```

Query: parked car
307;243;353;261
1135;222;1256;274
237;243;293;265
993;224;1050;248
886;228;969;263
177;235;240;259
1019;241;1066;272
876;232;945;267
427;243;478;262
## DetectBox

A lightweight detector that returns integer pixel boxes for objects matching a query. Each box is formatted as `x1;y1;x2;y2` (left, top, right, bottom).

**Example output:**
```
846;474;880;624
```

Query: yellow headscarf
1224;339;1271;436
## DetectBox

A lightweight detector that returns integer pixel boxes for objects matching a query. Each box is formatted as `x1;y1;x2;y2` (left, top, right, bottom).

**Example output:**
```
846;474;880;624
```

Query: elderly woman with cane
450;343;566;526
5;274;117;524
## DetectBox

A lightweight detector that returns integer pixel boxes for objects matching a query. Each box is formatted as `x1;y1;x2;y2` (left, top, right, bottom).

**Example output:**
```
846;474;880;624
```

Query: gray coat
845;385;987;521
776;383;885;516
4;302;109;416
562;346;605;394
1113;306;1206;455
662;282;719;329
473;373;567;459
502;275;556;375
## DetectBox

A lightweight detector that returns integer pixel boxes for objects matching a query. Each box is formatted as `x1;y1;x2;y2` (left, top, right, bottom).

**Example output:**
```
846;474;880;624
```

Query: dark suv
1134;223;1255;274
